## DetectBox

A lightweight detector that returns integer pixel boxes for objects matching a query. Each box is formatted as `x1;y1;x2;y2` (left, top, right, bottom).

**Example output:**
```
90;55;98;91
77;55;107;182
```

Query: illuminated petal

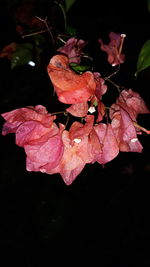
94;123;119;164
66;102;89;117
47;55;96;104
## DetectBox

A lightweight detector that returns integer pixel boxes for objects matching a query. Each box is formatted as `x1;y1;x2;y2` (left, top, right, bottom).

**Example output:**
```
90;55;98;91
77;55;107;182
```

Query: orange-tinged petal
47;55;96;104
66;102;89;117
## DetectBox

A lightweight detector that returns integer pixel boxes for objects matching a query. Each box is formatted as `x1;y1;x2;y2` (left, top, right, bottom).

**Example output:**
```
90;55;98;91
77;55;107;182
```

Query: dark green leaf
11;43;33;69
148;0;150;12
66;25;77;35
65;0;76;12
70;63;90;73
136;40;150;76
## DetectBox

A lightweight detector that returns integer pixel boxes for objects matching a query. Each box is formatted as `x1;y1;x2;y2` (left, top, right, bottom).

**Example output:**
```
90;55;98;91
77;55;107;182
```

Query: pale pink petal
110;105;143;153
16;120;59;147
117;89;150;119
88;128;102;163
94;123;119;164
1;105;55;135
66;102;89;117
69;115;94;141
46;118;96;185
25;132;64;172
49;130;88;184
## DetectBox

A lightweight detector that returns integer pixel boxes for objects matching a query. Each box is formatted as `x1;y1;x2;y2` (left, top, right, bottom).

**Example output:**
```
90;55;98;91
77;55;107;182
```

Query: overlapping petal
24;123;64;172
93;72;108;99
99;32;126;66
47;55;96;104
1;105;64;173
57;37;87;63
110;104;143;152
94;123;119;164
46;115;99;185
1;105;55;135
116;89;150;120
66;102;89;117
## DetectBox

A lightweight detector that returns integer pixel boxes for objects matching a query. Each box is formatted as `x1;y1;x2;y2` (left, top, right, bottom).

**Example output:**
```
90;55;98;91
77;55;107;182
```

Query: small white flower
121;33;126;38
28;61;36;67
131;138;138;143
74;138;81;143
88;106;96;113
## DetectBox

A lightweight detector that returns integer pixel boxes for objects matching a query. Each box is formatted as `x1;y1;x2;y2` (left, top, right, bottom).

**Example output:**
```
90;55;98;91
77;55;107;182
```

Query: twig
22;29;49;38
53;1;67;30
51;111;65;115
57;35;66;44
106;78;121;93
36;16;55;44
133;122;150;134
105;65;120;80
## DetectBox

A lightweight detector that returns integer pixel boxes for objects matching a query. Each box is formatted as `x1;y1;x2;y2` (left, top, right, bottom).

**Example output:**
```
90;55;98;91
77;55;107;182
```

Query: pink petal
1;105;55;135
66;102;89;117
46;117;96;185
98;32;125;66
117;89;150;119
16;120;59;147
47;130;88;185
25;131;64;172
88;128;102;162
97;101;105;122
111;105;143;153
94;123;119;164
93;72;108;99
69;115;94;141
57;37;87;64
47;55;96;104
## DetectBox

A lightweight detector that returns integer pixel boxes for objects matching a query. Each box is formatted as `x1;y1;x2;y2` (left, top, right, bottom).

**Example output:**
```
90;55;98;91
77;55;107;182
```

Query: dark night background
0;0;150;266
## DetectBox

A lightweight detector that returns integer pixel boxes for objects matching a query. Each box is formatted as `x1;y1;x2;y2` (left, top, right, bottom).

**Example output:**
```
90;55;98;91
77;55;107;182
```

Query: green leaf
136;40;150;76
93;99;98;107
69;62;90;73
66;25;77;35
148;0;150;12
11;43;33;69
65;0;76;12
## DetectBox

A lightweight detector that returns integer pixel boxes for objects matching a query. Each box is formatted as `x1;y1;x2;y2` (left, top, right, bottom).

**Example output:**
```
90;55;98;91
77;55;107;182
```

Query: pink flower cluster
1;88;149;185
1;33;150;185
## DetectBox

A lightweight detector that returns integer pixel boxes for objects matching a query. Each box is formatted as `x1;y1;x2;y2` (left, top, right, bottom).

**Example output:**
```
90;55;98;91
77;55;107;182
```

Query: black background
0;1;150;266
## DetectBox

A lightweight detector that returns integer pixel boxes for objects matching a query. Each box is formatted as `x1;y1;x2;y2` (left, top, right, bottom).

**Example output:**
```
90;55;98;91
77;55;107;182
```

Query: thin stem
105;65;120;80
133;121;150;134
53;1;67;30
51;111;66;115
106;78;121;93
36;16;54;44
22;29;49;38
51;111;69;126
57;35;66;44
118;34;126;55
64;111;69;128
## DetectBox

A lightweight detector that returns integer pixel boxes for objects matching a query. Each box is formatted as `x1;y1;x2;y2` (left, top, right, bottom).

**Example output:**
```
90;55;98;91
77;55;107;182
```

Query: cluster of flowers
1;32;150;185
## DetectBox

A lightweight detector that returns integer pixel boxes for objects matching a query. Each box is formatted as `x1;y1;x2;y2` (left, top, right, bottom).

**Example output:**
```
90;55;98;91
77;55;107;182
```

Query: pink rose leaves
1;34;150;185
